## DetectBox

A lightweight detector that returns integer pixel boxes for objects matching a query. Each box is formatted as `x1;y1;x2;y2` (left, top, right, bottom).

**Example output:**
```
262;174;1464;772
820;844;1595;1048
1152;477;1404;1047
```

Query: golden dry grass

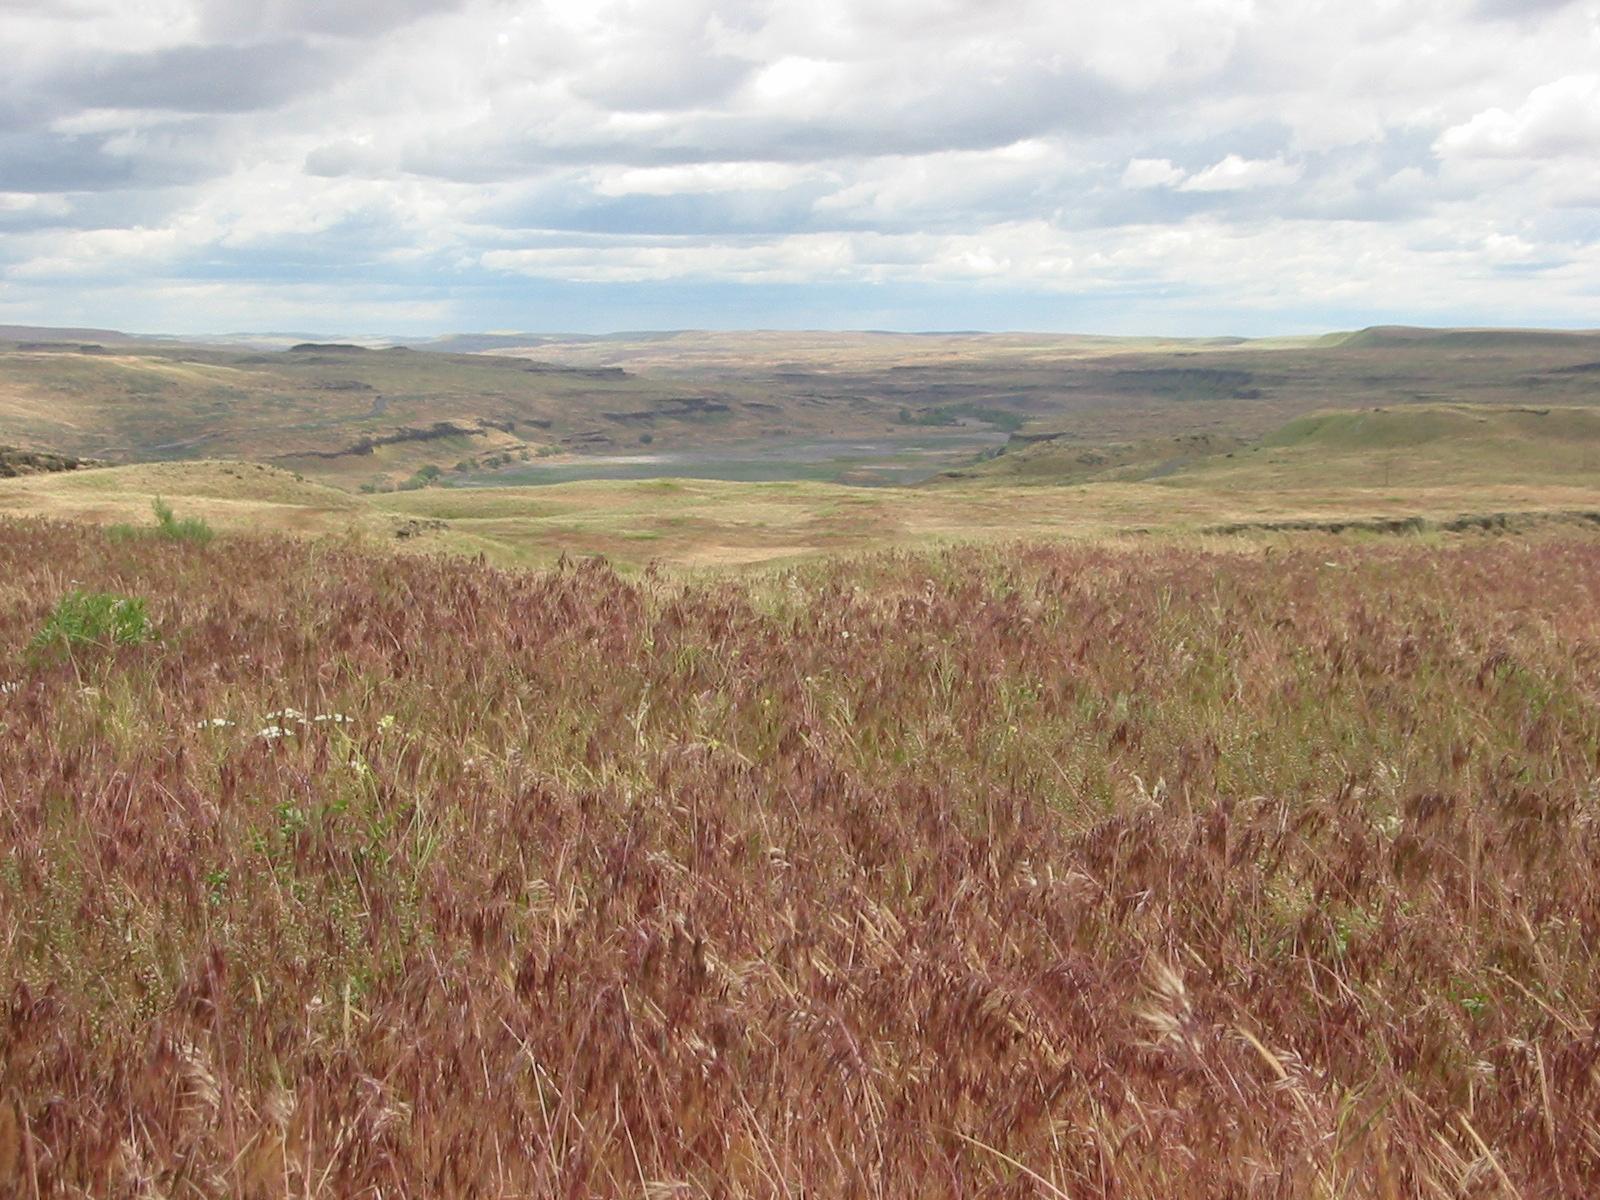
9;457;1600;570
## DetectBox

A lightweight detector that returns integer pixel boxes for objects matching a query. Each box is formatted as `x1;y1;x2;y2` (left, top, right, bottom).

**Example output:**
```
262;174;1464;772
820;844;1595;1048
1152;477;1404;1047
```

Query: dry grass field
5;325;1600;1195
2;521;1599;1195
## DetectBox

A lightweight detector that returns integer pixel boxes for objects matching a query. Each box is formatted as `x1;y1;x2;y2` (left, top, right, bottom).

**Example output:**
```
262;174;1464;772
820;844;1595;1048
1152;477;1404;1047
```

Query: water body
449;430;1010;488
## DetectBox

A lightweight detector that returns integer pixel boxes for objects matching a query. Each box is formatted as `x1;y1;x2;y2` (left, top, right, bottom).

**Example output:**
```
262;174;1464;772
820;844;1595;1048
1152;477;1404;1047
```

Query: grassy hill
0;459;411;545
944;432;1251;485
1184;404;1600;489
1326;324;1600;351
961;404;1600;493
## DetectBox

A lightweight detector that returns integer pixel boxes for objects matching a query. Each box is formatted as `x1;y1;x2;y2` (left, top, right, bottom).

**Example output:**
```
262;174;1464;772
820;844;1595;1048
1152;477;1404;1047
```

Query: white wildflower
311;713;352;724
265;708;306;723
0;681;18;695
257;725;293;740
195;717;236;730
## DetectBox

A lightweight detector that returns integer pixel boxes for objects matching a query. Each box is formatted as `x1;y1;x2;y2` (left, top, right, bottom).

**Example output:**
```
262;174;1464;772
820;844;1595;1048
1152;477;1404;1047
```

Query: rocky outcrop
277;419;517;461
601;397;731;423
0;446;103;477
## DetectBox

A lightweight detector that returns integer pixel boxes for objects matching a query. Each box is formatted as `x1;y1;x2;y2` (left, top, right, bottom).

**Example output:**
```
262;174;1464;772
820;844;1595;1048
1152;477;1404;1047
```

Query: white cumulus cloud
1178;154;1302;193
1436;73;1600;159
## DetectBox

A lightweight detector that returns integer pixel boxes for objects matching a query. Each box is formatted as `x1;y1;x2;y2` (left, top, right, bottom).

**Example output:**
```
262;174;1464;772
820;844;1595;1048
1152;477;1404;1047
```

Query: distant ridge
1326;325;1600;350
0;323;140;344
9;322;1600;353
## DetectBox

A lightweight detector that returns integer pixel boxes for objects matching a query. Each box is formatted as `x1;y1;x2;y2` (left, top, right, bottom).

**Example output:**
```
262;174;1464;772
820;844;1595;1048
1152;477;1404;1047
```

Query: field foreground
2;523;1599;1195
9;451;1600;571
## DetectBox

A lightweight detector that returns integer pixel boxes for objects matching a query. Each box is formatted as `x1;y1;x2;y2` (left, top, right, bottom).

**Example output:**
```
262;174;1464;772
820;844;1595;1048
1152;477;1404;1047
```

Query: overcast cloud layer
2;0;1599;335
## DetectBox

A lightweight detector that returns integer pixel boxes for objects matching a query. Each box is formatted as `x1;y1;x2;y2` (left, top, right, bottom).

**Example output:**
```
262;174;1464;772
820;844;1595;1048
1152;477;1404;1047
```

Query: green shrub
151;498;215;544
398;465;444;491
29;590;155;660
108;499;215;544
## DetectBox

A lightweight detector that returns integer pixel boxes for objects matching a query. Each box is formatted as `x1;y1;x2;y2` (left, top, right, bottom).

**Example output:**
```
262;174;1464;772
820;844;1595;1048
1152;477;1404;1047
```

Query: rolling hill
10;400;1600;568
0;340;732;489
5;326;1600;496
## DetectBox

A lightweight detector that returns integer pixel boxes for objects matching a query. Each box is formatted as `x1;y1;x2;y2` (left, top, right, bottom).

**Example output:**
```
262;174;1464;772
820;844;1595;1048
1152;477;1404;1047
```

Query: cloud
0;126;226;193
56;40;336;113
2;0;1599;334
591;162;817;197
1178;154;1302;192
196;0;473;39
1436;74;1600;159
478;221;1080;287
564;3;754;112
811;141;1071;229
1473;0;1581;18
1121;158;1186;188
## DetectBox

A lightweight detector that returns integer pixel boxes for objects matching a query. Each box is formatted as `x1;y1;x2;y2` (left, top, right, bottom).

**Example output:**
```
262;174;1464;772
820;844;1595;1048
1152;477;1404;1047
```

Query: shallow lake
448;430;1010;488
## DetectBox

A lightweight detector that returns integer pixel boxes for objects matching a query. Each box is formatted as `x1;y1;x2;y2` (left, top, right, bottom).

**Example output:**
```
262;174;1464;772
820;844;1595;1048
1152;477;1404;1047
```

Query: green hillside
961;404;1600;492
1178;404;1600;489
943;432;1250;485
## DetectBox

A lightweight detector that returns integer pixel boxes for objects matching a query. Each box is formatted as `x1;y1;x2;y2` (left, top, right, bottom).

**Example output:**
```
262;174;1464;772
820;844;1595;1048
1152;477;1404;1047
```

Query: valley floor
5;455;1600;570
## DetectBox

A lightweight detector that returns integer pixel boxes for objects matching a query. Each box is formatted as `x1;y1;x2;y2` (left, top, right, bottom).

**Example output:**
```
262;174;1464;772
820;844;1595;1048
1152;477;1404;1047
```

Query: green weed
28;589;155;660
151;497;214;543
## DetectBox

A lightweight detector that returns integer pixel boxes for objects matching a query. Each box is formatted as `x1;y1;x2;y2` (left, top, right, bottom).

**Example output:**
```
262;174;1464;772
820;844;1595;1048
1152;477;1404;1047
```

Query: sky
1;0;1599;337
